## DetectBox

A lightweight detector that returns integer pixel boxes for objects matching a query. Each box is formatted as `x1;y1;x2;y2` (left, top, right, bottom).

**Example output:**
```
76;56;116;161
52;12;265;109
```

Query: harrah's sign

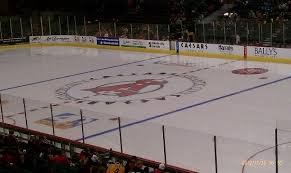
218;45;234;54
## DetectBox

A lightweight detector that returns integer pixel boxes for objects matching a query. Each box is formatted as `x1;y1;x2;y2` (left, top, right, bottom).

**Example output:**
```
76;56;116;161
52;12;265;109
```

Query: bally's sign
254;47;278;57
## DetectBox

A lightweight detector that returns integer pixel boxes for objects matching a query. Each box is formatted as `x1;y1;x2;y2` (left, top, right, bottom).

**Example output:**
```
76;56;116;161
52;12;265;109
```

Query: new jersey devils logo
83;79;168;97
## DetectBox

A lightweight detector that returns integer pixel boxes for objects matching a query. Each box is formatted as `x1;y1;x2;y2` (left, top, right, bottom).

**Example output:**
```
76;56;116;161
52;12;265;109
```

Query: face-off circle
56;73;206;104
232;68;268;75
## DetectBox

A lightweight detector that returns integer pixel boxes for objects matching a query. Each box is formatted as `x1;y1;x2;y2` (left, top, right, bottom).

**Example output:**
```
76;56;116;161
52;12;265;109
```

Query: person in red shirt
50;150;70;165
79;149;90;165
2;149;20;166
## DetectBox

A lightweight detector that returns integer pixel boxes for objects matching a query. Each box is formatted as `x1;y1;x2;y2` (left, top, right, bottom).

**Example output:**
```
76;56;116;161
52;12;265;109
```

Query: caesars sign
179;42;208;52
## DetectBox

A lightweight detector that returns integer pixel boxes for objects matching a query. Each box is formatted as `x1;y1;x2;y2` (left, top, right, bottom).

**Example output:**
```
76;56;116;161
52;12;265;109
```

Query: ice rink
1;46;291;173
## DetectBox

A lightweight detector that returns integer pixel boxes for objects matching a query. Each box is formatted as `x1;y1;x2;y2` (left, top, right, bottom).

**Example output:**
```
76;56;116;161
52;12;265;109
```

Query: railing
1;16;291;47
0;93;290;173
0;122;193;173
0;16;171;42
180;19;290;47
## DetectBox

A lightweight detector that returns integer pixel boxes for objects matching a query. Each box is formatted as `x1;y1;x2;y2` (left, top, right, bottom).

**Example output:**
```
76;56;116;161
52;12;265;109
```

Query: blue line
0;54;172;92
77;75;291;141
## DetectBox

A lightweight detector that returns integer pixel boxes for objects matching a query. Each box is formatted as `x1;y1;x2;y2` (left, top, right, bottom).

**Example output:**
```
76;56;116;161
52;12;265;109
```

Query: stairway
262;24;284;46
202;4;234;24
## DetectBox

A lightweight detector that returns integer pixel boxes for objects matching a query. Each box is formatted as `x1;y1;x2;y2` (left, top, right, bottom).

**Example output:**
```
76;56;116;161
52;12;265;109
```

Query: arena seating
231;0;291;21
169;0;222;24
0;123;193;173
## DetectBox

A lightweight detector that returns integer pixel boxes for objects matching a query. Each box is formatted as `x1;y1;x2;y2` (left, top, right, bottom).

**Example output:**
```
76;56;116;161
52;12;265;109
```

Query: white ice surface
1;46;291;173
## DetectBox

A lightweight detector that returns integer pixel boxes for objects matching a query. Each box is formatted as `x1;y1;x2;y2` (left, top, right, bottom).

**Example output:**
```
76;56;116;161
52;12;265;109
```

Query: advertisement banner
44;35;75;43
29;35;76;44
79;36;97;45
247;46;281;58
215;44;243;56
0;38;27;45
217;44;235;55
29;36;42;43
120;39;170;50
147;40;170;50
179;42;209;52
96;37;119;46
120;39;147;48
179;42;244;57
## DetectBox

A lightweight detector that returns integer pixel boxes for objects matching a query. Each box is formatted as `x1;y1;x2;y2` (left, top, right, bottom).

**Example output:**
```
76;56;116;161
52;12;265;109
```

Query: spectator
154;163;166;173
50;150;70;166
231;0;291;21
2;149;20;166
104;31;109;37
125;156;137;173
88;154;101;173
133;160;144;173
106;159;125;173
80;149;90;165
236;34;241;45
143;167;150;173
0;131;168;173
4;131;18;149
79;149;91;173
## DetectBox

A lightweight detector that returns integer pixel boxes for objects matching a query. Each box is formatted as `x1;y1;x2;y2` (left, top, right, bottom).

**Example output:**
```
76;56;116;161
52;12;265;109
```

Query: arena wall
20;36;291;64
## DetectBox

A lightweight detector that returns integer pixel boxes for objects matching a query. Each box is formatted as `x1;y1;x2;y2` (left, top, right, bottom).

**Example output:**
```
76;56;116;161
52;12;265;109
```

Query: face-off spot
232;68;268;75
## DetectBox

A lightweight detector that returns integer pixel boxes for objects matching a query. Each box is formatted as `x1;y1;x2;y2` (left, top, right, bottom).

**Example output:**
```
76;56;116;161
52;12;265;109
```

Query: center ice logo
83;79;168;97
56;73;206;104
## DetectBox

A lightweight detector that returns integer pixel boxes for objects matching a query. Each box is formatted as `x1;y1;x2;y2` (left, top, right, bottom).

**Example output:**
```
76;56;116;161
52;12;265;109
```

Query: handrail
0;122;196;173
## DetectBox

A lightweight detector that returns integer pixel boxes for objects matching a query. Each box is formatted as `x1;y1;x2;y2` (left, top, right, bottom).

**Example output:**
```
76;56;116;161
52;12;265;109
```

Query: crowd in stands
168;0;291;22
169;0;222;24
169;0;186;24
231;0;291;21
186;0;221;21
95;24;169;40
0;130;167;173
